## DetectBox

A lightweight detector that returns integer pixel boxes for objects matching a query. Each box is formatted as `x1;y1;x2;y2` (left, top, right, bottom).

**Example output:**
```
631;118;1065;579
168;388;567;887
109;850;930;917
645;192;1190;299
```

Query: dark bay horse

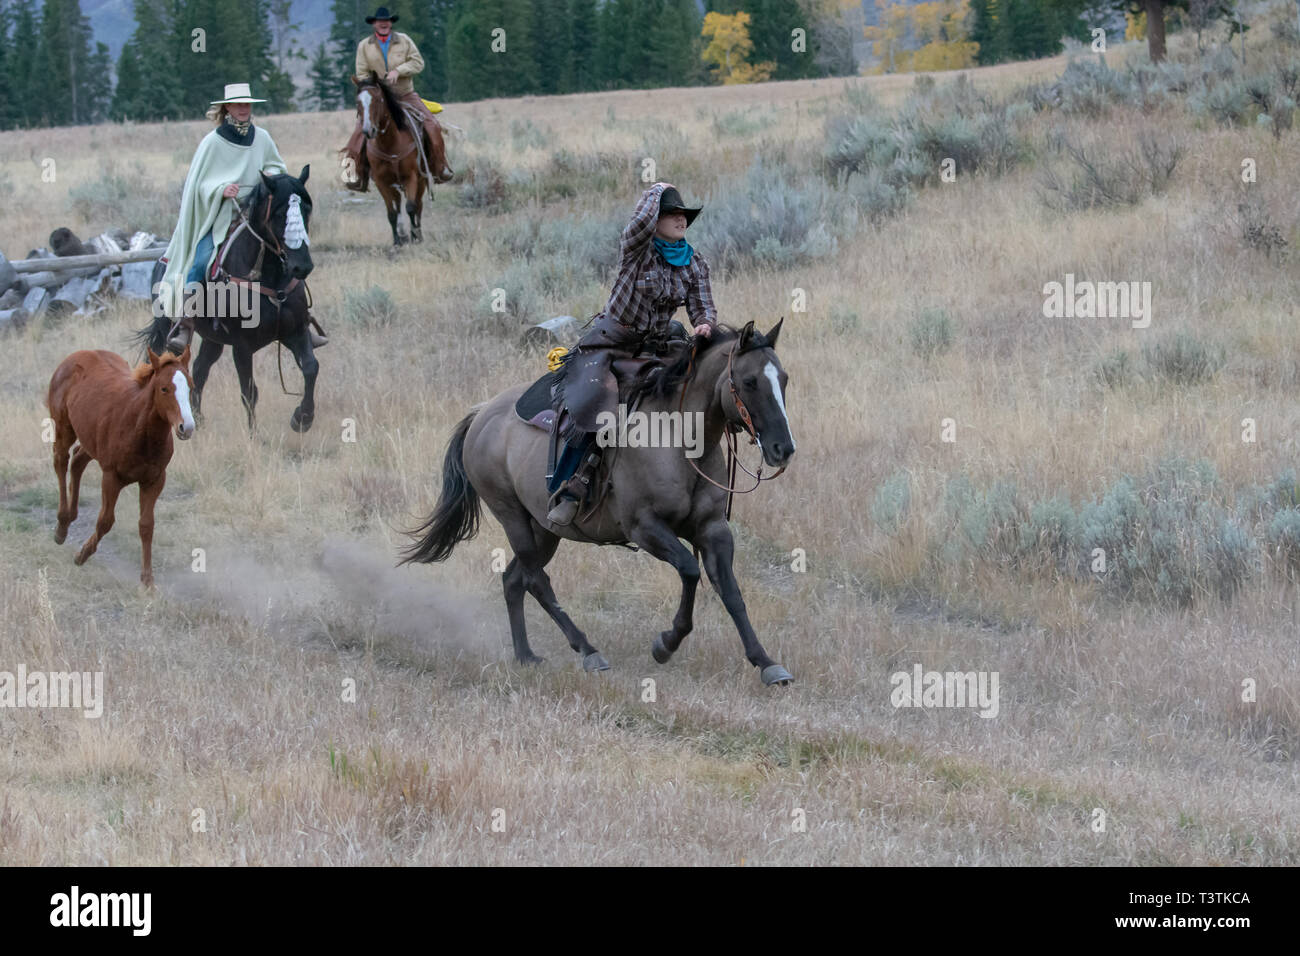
401;321;797;686
139;167;319;433
352;73;450;246
47;347;195;589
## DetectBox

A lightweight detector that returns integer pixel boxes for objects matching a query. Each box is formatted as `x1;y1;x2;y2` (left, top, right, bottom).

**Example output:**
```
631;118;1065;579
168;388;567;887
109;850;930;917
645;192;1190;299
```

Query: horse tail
132;261;171;358
131;315;169;358
399;410;481;565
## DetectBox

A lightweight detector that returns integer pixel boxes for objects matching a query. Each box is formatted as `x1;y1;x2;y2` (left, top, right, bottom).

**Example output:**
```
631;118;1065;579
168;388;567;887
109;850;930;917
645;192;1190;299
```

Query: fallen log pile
0;227;168;334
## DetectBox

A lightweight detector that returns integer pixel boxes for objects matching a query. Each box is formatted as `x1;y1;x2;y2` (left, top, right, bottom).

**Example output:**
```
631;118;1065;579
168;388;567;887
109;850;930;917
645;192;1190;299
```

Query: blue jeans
186;231;214;285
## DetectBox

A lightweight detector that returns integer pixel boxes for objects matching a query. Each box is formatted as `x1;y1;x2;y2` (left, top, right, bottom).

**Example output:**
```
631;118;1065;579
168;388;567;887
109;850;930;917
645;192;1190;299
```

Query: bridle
359;85;416;163
222;191;308;310
679;337;788;520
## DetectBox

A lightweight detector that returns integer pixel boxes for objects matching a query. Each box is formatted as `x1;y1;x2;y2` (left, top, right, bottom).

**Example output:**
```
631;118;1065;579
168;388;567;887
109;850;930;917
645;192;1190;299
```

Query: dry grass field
1;23;1298;865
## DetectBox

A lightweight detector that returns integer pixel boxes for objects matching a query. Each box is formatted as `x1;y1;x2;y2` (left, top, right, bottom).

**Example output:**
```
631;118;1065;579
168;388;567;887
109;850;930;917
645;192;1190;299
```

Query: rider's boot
307;313;329;349
166;320;194;356
546;450;601;526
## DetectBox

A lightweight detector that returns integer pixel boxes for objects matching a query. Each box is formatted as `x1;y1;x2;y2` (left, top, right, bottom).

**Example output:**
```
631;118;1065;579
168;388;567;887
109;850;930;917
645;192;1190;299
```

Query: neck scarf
653;236;694;267
224;113;252;136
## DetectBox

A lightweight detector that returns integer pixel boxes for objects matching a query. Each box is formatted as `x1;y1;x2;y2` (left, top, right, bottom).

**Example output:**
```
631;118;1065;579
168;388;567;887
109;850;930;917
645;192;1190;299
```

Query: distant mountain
82;0;333;60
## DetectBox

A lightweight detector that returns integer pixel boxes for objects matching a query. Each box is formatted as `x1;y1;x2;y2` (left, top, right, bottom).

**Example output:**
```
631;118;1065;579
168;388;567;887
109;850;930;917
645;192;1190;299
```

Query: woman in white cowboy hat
159;83;325;350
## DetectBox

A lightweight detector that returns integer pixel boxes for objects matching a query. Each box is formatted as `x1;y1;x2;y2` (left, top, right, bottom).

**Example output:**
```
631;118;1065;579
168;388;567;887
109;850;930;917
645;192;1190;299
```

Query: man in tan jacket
343;6;453;192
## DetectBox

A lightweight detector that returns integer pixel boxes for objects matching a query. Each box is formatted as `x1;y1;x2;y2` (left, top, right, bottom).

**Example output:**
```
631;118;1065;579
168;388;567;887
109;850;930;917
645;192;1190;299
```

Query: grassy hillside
0;19;1296;864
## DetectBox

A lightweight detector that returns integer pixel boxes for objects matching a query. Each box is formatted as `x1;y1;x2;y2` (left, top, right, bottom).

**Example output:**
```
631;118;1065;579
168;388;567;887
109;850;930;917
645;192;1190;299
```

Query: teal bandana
653;236;694;266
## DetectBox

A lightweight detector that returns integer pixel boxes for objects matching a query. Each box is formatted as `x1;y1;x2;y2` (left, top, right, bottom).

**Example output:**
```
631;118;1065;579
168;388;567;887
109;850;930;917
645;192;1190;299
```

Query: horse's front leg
629;514;701;665
137;474;165;589
75;472;123;567
695;518;793;686
231;344;258;432
285;325;318;433
190;336;224;421
376;178;403;246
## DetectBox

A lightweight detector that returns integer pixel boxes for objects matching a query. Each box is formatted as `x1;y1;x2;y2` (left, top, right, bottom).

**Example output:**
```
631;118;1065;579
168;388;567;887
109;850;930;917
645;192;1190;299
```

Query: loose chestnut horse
47;347;196;588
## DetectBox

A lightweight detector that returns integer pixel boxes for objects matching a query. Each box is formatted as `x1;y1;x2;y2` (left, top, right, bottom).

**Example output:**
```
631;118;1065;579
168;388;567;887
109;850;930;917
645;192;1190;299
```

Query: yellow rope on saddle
421;99;444;114
547;346;568;372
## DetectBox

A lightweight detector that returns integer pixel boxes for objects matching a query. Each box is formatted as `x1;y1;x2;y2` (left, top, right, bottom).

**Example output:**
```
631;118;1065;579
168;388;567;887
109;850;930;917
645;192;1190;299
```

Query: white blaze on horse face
360;89;373;134
285;194;309;249
763;361;794;453
172;369;195;438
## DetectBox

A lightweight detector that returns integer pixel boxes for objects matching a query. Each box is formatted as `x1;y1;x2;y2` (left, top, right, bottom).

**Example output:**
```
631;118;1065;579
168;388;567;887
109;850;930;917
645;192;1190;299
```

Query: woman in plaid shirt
547;181;715;525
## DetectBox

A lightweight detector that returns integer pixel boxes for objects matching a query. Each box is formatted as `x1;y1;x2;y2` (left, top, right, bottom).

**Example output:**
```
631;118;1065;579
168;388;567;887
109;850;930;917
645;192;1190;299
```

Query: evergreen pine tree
83;40;113;122
969;0;1003;64
125;0;182;121
0;0;13;129
111;41;145;120
531;0;570;94
307;40;337;110
8;3;39;127
593;0;629;89
330;0;369;104
36;0;95;125
568;0;597;92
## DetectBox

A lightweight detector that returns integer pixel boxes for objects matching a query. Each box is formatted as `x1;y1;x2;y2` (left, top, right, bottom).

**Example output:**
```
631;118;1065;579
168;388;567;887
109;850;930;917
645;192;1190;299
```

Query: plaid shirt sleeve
619;183;666;264
603;184;668;331
685;251;716;329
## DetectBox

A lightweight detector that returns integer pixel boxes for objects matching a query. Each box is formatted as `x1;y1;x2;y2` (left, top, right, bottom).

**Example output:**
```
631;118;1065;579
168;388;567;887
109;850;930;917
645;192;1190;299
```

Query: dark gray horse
401;321;797;686
138;167;320;433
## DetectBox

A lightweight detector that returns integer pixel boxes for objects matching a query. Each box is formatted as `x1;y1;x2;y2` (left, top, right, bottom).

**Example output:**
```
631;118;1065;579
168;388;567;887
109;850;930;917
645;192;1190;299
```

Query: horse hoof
290;409;314;433
54;528;66;545
583;652;611;673
651;634;673;664
760;664;794;687
516;653;544;666
73;551;89;566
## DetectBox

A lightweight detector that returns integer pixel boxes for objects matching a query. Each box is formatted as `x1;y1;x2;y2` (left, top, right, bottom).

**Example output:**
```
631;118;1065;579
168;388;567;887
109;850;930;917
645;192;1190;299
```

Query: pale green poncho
159;125;288;317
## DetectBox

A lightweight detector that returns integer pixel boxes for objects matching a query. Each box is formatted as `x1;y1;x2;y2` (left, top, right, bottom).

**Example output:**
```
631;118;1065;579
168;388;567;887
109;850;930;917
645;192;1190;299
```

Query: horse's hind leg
406;176;423;243
63;445;93;542
695;518;792;687
629;516;700;665
51;415;75;543
497;509;604;668
231;345;258;431
75;472;123;568
502;556;543;666
517;526;607;671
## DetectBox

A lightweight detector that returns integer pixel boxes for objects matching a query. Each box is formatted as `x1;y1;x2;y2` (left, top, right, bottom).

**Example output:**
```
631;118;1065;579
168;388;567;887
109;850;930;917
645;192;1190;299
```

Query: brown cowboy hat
659;186;702;227
365;6;398;23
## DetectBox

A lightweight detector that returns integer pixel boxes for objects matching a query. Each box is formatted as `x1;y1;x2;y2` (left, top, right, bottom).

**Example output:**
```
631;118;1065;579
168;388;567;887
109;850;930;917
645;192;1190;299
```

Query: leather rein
677;337;787;520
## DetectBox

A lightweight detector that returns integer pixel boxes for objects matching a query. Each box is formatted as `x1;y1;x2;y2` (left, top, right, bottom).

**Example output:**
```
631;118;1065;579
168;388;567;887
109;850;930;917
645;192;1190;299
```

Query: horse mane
648;324;760;401
358;73;407;132
132;351;181;387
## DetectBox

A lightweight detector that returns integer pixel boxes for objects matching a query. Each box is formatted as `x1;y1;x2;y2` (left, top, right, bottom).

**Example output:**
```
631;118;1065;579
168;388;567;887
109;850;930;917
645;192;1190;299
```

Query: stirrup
165;325;193;354
546;494;580;526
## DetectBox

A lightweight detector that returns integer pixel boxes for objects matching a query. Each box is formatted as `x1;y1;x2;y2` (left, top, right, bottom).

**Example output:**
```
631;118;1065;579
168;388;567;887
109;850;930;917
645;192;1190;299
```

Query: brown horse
401;321;797;686
47;347;196;589
352;73;450;246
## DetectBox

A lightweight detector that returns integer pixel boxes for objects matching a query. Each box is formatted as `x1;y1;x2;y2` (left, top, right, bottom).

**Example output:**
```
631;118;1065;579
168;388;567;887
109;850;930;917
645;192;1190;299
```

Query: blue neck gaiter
653;236;694;266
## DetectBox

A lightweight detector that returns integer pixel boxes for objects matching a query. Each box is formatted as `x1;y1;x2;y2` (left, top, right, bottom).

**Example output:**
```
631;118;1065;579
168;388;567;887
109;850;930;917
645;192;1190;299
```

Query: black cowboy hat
659;186;702;227
365;6;398;23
